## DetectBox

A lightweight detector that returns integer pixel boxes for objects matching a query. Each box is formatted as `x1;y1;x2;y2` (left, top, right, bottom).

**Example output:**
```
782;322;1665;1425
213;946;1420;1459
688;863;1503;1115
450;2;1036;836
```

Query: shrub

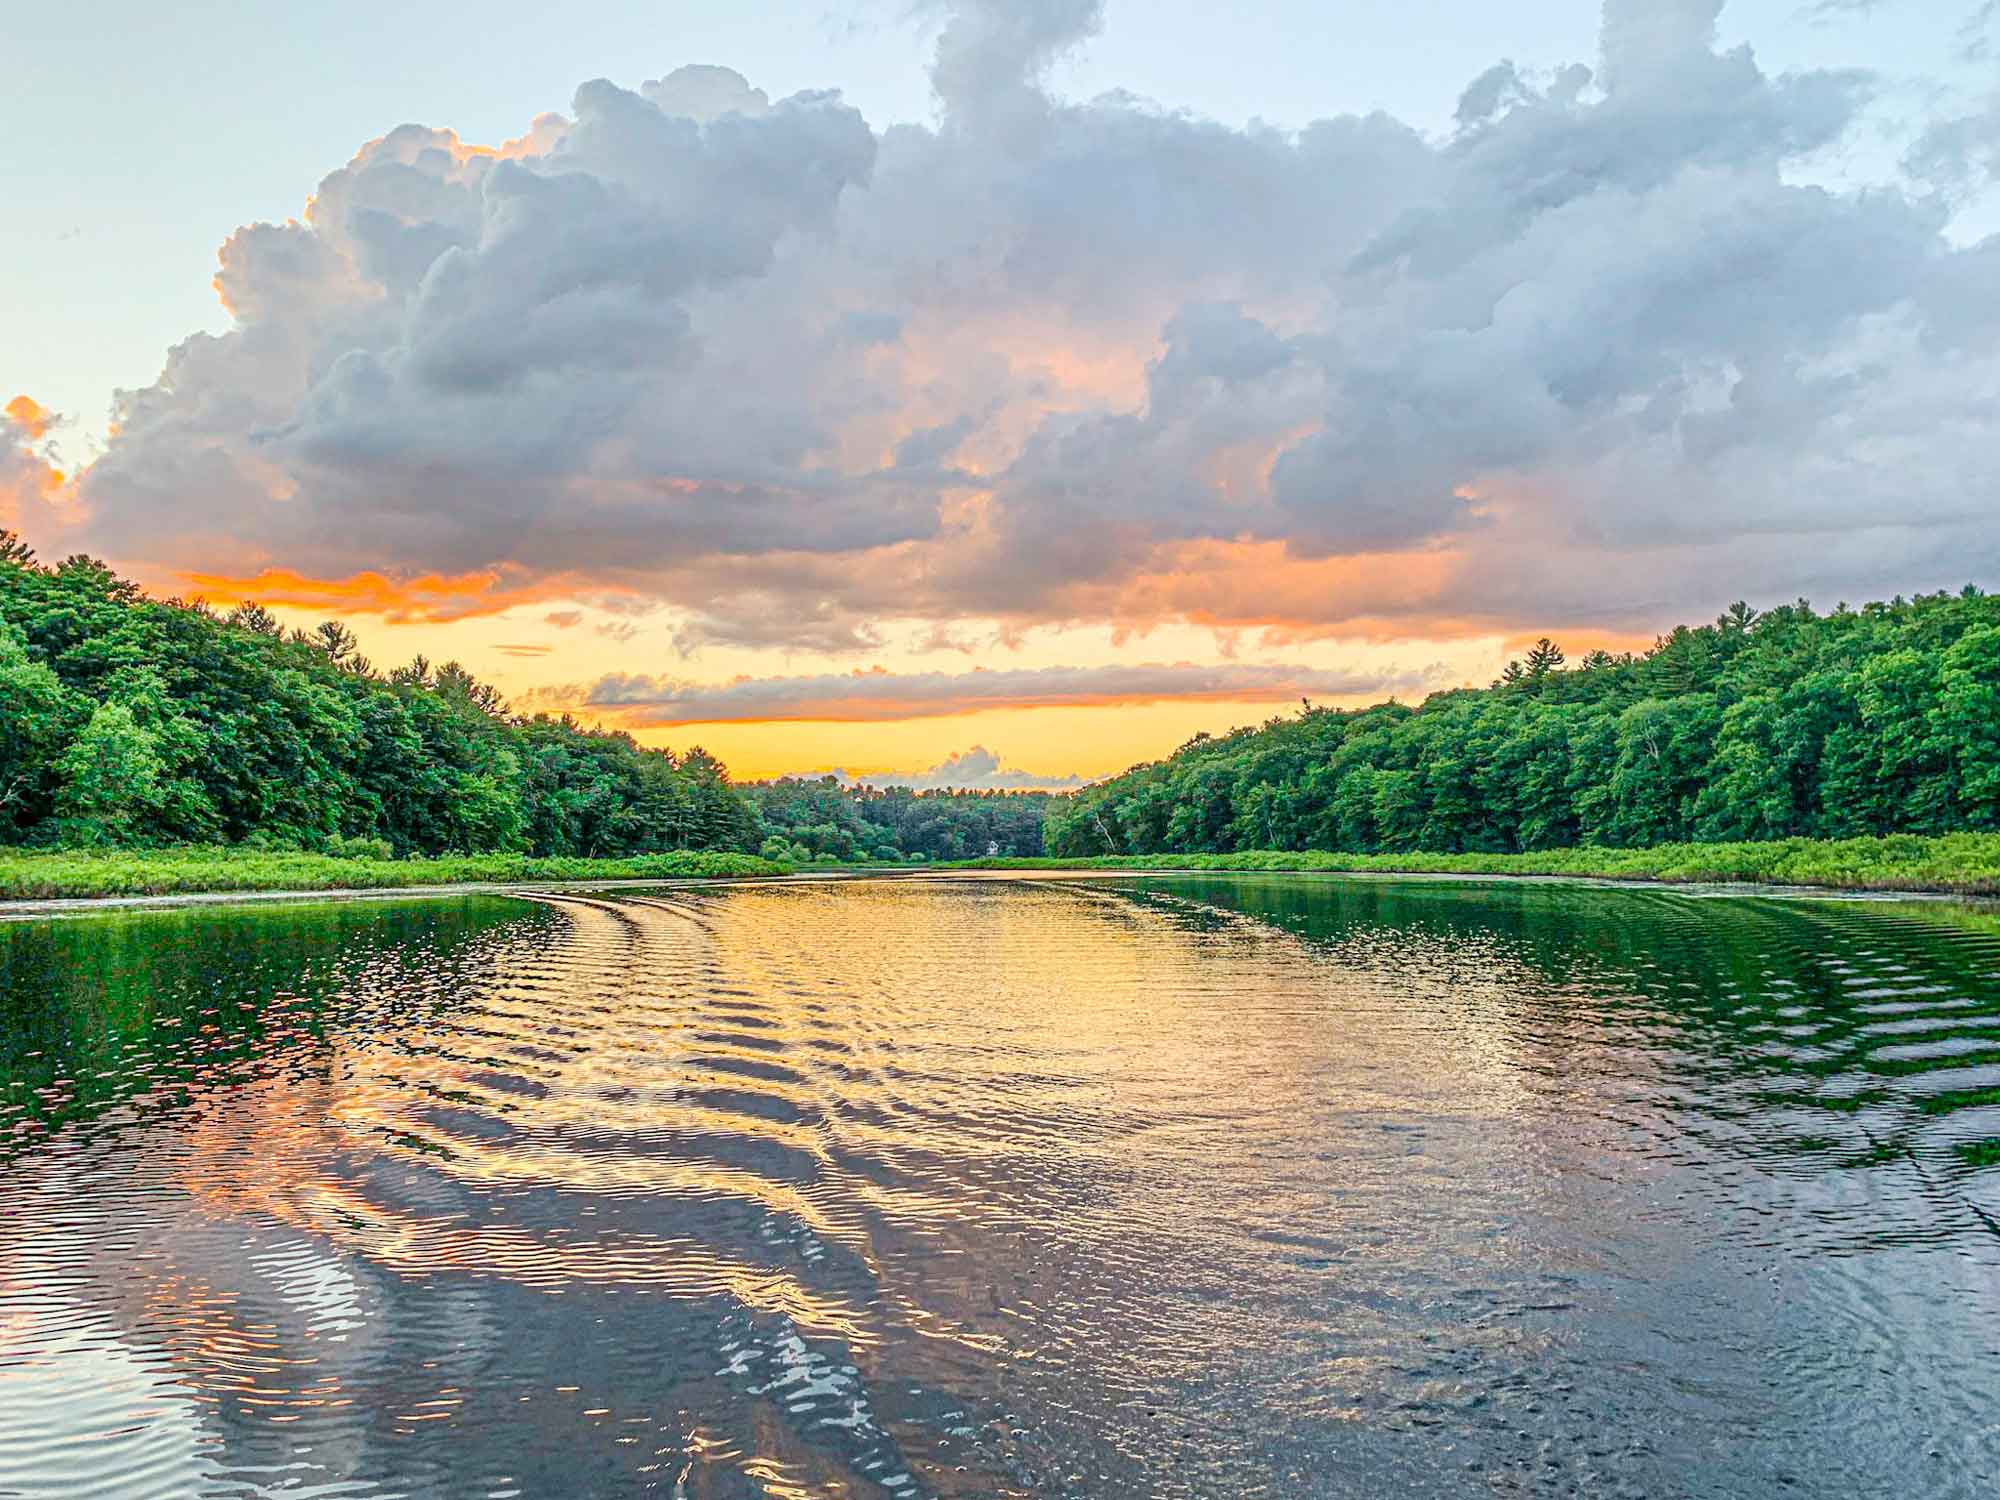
327;833;395;861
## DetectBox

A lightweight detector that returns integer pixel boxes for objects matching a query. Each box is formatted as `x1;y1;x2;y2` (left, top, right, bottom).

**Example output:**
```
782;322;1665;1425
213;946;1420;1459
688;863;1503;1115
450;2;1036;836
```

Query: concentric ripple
2;876;1999;1497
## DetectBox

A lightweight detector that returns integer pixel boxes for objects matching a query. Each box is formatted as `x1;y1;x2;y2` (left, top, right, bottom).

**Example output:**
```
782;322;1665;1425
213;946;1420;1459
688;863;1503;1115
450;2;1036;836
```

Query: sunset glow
9;6;2000;1494
8;0;1999;786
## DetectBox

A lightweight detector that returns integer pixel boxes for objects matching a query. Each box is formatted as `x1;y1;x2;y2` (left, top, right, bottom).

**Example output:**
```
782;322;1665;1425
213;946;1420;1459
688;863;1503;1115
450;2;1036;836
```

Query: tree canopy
1045;590;2000;858
0;533;757;857
746;777;1054;863
14;529;1989;869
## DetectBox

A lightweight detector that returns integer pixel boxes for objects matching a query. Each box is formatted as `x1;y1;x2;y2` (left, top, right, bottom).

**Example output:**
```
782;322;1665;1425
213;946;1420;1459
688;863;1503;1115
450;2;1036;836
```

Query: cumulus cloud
566;659;1442;724
792;744;1087;791
1;398;71;537
40;0;2000;644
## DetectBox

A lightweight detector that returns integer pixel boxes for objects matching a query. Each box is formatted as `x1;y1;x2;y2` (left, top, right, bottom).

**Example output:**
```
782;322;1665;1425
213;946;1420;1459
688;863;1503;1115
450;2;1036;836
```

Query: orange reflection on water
0;876;1578;1498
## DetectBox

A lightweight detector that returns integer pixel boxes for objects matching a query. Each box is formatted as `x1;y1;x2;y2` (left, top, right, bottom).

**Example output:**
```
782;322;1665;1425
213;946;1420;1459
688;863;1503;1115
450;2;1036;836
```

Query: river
2;874;1997;1497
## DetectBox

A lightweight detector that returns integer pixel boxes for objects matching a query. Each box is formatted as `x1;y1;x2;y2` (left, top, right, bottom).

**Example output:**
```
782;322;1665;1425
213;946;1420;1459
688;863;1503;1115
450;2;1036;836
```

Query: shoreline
0;861;1988;920
3;833;1999;913
0;873;827;921
931;837;2000;898
0;849;788;906
926;864;1937;902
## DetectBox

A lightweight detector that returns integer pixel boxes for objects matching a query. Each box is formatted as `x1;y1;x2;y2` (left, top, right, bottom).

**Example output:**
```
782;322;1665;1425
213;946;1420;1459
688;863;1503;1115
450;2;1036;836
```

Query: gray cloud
573;658;1442;723
929;0;1105;124
48;0;2000;643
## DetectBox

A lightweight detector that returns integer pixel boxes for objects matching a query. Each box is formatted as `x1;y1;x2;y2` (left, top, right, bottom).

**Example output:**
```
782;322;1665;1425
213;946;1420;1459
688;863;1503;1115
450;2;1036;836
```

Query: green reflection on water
9;876;2000;1187
0;895;534;1148
1114;874;2000;1178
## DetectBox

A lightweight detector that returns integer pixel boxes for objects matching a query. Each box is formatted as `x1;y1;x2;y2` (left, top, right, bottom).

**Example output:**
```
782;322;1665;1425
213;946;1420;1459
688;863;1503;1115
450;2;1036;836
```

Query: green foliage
1047;589;2000;862
0;530;760;861
54;702;162;846
947;832;2000;895
0;620;78;837
326;832;395;862
0;846;788;900
743;776;1054;862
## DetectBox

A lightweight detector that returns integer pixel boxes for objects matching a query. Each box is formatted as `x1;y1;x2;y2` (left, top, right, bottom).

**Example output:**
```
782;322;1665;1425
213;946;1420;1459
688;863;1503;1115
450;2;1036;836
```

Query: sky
6;0;2000;787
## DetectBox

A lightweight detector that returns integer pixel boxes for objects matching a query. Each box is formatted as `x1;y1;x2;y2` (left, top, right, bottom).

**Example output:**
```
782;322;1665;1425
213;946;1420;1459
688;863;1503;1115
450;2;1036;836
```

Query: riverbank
0;847;790;901
938;832;2000;896
5;832;2000;903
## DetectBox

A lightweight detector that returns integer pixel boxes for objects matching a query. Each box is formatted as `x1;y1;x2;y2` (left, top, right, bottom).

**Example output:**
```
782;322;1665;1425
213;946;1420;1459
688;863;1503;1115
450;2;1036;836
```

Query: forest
1045;590;2000;859
0;529;1054;867
0;532;758;857
746;777;1054;863
8;522;1997;879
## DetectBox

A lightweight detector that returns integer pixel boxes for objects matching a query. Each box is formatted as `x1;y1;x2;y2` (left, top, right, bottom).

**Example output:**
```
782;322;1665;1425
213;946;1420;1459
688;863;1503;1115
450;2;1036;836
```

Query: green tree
1523;637;1565;687
1857;649;1956;832
0;620;76;834
54;701;162;845
1936;625;2000;826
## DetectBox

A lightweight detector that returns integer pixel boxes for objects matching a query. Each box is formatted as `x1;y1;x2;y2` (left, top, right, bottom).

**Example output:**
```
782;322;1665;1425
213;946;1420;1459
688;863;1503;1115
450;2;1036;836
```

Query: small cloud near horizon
779;745;1087;792
563;659;1446;724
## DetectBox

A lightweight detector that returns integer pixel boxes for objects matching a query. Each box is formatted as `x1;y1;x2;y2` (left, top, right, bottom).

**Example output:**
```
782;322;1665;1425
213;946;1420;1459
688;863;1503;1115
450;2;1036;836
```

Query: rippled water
3;875;1999;1498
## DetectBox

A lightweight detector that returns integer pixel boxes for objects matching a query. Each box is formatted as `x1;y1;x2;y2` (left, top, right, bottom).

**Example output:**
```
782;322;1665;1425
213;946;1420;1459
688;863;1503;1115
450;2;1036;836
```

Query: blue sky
5;1;1984;449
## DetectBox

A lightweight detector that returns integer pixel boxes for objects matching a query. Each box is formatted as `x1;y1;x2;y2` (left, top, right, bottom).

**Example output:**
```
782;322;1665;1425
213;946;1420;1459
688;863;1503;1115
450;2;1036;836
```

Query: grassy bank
0;846;791;901
939;832;2000;895
10;832;2000;902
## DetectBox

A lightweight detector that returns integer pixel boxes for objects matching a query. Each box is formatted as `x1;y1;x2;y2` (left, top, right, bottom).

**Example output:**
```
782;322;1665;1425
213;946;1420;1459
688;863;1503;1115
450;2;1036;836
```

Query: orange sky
2;379;1660;789
221;589;1607;783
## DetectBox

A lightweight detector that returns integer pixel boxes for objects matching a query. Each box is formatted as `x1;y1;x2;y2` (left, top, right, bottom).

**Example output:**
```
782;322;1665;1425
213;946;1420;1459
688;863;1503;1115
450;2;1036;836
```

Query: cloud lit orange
4;396;52;442
181;566;572;623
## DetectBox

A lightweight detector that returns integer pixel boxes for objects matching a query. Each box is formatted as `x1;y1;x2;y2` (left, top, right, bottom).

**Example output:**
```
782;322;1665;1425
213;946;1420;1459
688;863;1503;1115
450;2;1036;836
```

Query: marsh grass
0;847;789;901
12;830;2000;902
937;832;2000;895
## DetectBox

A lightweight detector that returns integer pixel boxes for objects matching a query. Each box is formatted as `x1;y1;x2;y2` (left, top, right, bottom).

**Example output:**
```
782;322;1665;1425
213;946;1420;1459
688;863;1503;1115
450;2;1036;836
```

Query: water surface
2;875;1998;1497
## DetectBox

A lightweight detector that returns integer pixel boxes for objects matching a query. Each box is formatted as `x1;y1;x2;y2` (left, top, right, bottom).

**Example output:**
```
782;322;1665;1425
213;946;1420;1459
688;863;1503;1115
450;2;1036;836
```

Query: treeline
0;532;757;856
748;777;1054;863
1046;590;2000;858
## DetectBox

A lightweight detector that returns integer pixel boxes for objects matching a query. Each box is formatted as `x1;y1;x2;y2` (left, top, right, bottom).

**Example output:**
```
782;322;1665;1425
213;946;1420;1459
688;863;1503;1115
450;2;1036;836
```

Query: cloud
928;0;1104;125
566;658;1442;724
180;565;569;623
4;397;54;444
1;398;71;536
39;0;2000;644
793;743;1087;791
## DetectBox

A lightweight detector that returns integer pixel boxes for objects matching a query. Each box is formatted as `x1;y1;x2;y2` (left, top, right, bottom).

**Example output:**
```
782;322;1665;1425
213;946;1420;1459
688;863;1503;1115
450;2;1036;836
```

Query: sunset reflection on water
4;877;1999;1497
